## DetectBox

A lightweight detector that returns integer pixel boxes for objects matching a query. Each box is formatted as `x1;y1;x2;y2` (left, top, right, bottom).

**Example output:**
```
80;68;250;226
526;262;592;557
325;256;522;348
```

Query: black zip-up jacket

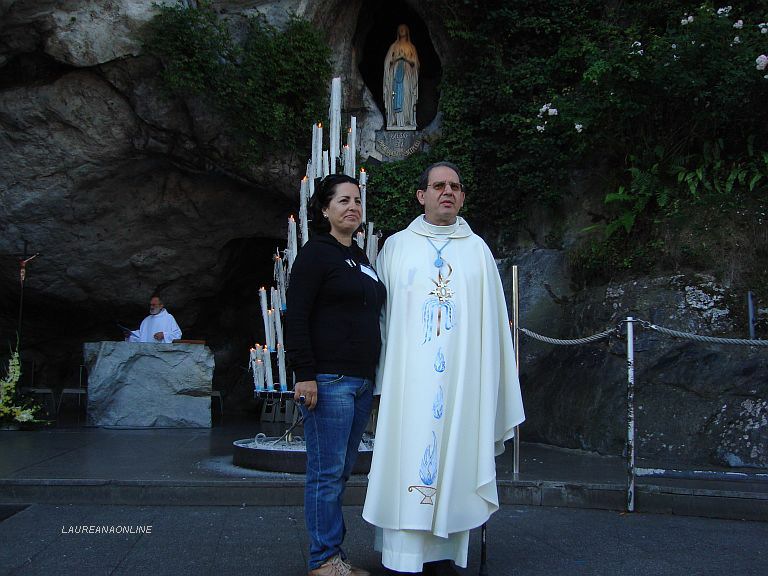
285;233;386;382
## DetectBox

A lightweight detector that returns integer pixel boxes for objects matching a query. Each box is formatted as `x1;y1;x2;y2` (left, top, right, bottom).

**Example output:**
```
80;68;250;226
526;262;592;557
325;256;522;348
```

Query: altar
84;341;215;428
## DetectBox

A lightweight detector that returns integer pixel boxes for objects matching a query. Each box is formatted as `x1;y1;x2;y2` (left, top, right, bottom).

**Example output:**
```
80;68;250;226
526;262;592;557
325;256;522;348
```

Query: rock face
0;0;452;401
84;341;214;428
501;249;768;469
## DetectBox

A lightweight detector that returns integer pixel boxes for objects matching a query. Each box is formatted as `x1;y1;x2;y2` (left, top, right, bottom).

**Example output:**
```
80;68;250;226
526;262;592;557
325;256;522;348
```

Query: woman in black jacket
286;174;386;576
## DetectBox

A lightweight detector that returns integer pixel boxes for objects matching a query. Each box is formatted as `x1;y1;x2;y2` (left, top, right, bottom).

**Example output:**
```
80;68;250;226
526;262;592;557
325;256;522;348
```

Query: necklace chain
427;237;452;268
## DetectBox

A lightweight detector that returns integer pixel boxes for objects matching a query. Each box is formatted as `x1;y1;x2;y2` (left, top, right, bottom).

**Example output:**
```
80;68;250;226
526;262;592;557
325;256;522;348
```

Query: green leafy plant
144;1;331;161
0;349;40;427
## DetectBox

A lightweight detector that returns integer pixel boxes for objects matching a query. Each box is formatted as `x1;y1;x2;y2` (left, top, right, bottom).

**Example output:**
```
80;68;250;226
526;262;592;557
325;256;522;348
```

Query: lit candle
273;258;286;312
263;345;274;390
259;287;269;350
346;117;356;177
255;359;265;390
366;222;378;265
342;145;351;177
287;215;297;273
299;177;309;246
277;343;287;392
315;123;323;178
267;309;275;351
311;123;319;179
359;168;367;223
355;231;365;250
330;77;341;174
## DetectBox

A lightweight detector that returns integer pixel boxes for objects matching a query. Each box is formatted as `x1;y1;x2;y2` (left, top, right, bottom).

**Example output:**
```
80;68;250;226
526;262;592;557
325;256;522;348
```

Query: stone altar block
84;342;215;428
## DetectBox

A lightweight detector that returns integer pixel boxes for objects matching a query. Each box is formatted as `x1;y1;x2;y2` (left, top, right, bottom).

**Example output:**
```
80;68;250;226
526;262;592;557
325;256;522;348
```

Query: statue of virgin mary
383;24;419;130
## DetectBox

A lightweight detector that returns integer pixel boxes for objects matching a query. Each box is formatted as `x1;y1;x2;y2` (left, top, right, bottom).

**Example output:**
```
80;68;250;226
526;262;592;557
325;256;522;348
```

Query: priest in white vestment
363;162;525;575
127;295;182;343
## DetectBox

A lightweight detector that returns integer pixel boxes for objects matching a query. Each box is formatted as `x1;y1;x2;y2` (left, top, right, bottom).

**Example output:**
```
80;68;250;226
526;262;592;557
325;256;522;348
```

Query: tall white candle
274;307;284;347
315;123;323;178
346;117;356;177
287;215;297;274
259;287;270;350
330;77;341;174
277;343;287;392
342;145;350;177
322;150;330;178
311;124;319;179
263;345;274;390
267;309;276;351
252;345;264;390
299;177;309;246
355;231;365;250
255;359;265;390
359;168;367;223
367;222;379;265
274;255;286;311
271;287;281;318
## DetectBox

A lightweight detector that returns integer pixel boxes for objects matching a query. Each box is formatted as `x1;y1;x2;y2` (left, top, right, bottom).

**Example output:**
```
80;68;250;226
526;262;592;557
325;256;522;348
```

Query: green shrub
144;1;331;161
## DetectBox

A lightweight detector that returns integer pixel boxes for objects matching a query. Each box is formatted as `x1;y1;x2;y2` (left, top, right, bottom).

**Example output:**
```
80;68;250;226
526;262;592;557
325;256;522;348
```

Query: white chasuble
363;216;525;570
129;309;182;343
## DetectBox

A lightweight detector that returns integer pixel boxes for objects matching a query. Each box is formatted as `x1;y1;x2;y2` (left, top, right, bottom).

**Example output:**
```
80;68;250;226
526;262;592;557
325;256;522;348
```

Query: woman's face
324;182;362;240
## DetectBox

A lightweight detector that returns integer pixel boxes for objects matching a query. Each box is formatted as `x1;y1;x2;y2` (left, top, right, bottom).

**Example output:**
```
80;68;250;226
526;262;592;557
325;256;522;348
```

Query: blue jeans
302;373;373;569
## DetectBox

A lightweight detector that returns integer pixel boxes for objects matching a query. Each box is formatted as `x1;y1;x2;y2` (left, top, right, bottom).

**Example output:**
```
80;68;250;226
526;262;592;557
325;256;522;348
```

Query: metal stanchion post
512;265;520;477
626;317;636;512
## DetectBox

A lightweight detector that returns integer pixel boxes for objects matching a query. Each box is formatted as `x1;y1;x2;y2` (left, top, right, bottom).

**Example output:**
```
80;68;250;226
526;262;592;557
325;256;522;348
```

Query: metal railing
516;312;767;511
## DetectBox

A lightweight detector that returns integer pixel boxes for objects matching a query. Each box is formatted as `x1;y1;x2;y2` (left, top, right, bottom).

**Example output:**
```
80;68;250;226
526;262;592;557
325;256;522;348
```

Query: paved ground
1;503;766;576
2;418;766;520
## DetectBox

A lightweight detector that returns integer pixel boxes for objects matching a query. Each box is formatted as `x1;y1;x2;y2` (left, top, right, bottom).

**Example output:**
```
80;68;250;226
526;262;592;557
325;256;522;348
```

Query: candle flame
360;168;366;173
318;122;322;128
289;215;295;221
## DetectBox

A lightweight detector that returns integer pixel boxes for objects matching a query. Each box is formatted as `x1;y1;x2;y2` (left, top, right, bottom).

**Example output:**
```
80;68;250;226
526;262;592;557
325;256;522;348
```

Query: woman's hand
294;380;318;411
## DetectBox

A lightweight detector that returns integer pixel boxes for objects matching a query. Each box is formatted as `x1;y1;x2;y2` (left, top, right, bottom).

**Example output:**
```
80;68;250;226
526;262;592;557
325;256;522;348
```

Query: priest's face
417;166;465;226
325;182;362;241
149;297;163;315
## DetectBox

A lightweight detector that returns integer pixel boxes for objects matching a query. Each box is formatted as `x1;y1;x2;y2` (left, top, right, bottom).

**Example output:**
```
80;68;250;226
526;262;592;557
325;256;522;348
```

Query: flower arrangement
0;349;40;427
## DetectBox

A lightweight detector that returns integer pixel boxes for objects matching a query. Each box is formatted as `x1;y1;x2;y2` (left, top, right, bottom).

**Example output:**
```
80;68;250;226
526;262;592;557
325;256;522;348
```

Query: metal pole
512;265;520;477
747;291;756;340
626;317;636;512
478;523;488;576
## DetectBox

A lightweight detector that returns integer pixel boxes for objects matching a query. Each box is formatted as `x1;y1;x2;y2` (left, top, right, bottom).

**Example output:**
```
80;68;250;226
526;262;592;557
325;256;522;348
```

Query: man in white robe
363;162;525;575
126;295;182;343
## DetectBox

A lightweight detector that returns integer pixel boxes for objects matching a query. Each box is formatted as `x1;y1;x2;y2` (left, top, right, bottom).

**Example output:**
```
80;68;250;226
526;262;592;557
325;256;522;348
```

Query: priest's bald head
416;161;466;226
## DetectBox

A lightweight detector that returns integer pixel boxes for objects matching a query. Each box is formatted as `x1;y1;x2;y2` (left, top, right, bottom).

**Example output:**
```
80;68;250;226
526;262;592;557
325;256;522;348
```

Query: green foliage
0;349;40;425
366;156;425;232
144;1;331;160
411;0;768;284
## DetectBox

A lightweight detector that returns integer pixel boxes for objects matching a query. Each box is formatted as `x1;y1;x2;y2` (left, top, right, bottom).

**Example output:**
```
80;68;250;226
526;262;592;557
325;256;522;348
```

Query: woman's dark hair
308;174;360;234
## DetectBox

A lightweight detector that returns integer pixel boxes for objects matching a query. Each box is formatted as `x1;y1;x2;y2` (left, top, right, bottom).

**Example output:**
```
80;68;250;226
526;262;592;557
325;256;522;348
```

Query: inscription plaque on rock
375;130;423;161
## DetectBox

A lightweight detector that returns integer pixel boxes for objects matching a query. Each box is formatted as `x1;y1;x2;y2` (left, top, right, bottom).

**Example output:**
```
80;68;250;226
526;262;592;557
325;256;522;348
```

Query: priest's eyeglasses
427;181;464;192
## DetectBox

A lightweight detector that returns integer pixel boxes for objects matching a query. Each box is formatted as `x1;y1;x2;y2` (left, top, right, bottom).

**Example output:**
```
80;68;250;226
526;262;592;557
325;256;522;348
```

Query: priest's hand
294;380;318;411
154;331;164;341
